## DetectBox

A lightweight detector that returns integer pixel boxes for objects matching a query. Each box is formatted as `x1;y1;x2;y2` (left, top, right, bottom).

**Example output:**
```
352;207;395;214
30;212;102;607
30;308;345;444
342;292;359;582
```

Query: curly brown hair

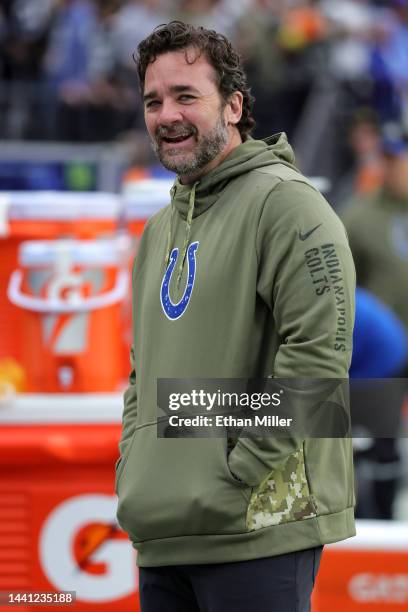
134;21;256;141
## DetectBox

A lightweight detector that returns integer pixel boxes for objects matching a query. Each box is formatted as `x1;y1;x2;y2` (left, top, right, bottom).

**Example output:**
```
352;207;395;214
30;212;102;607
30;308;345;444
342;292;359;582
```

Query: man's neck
180;130;242;185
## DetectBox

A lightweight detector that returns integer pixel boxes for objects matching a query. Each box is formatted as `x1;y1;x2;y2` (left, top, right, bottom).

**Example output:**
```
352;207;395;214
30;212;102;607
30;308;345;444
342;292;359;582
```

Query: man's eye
179;95;195;102
146;100;160;109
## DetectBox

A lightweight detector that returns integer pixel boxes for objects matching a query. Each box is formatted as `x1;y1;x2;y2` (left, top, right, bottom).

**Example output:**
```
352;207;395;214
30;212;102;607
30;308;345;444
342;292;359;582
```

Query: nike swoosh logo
299;223;322;241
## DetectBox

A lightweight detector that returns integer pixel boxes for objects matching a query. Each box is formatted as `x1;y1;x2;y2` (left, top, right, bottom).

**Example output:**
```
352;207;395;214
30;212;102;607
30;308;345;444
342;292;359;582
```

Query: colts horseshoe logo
160;241;199;320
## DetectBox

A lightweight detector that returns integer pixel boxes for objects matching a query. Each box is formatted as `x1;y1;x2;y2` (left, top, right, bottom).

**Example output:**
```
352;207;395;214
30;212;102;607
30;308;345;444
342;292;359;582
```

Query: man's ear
225;91;243;126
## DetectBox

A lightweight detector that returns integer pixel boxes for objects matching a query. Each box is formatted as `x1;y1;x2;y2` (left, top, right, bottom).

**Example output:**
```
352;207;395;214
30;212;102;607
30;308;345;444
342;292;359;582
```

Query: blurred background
1;0;408;192
1;1;408;610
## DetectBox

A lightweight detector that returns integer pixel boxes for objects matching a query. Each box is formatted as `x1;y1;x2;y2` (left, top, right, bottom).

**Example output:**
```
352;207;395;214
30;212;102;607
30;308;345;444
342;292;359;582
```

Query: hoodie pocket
115;429;138;494
246;446;317;531
116;422;251;542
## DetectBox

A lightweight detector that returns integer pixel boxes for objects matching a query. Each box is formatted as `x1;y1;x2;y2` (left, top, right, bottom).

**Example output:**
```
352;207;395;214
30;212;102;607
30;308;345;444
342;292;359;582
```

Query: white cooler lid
329;519;408;550
0;393;123;423
19;237;130;267
123;179;174;220
2;191;122;221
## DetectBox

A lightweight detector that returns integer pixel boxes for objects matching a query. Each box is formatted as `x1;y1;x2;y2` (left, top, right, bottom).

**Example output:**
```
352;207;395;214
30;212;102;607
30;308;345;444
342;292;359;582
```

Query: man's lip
160;134;195;148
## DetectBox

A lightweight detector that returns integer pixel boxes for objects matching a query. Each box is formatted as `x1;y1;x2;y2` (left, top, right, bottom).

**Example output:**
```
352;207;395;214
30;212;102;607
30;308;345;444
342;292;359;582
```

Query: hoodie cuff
227;439;271;487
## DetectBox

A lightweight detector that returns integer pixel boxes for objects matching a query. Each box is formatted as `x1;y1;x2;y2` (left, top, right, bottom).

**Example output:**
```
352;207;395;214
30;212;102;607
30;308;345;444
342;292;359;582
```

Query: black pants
139;547;323;612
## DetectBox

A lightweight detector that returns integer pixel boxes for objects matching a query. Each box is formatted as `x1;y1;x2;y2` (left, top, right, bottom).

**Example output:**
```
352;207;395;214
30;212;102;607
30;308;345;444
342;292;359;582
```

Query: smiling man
116;21;356;612
142;47;242;182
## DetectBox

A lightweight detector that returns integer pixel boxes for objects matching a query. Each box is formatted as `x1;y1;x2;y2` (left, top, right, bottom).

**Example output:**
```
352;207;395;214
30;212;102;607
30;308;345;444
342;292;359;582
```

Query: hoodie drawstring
164;182;197;289
164;197;175;268
177;182;196;288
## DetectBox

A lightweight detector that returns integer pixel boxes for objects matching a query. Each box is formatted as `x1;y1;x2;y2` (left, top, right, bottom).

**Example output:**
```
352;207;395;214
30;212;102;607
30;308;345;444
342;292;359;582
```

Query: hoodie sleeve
227;179;356;486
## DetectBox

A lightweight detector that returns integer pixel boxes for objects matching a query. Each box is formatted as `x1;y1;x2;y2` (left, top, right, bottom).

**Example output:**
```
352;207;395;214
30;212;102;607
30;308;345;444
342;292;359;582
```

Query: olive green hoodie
116;133;356;567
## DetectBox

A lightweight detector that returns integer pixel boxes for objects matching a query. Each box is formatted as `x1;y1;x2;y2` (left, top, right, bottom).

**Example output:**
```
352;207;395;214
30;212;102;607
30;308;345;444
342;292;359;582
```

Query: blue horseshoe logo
160;241;199;320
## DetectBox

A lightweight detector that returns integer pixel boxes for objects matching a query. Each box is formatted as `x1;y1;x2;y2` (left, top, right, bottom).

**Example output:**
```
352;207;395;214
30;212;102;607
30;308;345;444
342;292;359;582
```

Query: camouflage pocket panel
246;446;317;531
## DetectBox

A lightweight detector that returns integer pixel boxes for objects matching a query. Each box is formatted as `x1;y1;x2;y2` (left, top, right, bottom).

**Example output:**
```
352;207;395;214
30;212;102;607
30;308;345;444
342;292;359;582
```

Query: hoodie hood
171;132;296;220
165;133;296;283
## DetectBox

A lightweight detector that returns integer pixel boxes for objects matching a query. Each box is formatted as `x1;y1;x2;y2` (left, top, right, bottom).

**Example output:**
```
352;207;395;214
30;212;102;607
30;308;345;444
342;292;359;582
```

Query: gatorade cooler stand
0;394;139;611
314;521;408;610
1;391;407;612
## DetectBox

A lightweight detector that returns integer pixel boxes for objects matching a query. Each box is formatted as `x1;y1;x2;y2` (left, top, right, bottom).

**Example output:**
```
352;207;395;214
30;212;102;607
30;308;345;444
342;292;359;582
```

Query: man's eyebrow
143;85;201;102
170;85;200;94
143;89;158;102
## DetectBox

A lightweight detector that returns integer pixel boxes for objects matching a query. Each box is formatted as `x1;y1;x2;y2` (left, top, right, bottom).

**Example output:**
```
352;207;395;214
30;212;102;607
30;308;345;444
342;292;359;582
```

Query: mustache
156;124;197;140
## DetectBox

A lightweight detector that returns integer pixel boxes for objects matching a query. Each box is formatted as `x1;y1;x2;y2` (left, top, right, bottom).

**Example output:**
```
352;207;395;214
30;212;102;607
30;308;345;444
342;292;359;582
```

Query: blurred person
85;0;137;109
318;0;381;162
333;108;386;206
321;0;376;83
236;0;328;139
276;0;327;52
109;0;171;131
348;108;385;195
116;20;356;612
42;0;97;138
111;0;169;74
233;0;283;94
351;287;408;519
43;0;137;141
1;0;55;80
369;3;401;123
343;124;408;519
0;0;56;138
43;0;95;92
343;125;408;329
351;287;408;379
172;0;251;39
369;0;408;128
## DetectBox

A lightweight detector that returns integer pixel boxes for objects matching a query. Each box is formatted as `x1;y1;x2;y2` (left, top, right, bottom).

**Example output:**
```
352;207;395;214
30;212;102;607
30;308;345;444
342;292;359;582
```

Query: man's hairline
140;44;228;102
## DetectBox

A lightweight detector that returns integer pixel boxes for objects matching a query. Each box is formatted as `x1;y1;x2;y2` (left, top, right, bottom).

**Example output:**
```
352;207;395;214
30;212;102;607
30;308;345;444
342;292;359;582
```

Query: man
343;127;408;520
343;128;408;330
116;21;356;612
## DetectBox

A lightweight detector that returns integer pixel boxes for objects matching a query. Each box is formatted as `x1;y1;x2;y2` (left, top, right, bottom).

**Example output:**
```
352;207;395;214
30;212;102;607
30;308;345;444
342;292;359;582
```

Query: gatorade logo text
160;241;199;320
349;573;408;603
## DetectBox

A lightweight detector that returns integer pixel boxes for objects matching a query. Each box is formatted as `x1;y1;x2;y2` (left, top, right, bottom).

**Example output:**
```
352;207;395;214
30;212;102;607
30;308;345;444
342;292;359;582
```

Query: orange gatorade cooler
7;238;130;392
314;520;408;610
0;394;139;611
0;191;121;364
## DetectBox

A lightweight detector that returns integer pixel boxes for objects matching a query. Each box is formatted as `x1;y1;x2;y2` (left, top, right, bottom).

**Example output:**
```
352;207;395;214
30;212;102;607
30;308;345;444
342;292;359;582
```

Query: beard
151;112;229;178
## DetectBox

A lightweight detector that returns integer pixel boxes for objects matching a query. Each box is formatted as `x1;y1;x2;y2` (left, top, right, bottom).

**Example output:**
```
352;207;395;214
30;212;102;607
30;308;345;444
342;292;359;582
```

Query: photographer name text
168;414;293;428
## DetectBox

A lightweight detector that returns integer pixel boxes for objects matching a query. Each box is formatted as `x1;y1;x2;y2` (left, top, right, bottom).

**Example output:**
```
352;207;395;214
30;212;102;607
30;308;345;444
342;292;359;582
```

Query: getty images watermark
157;378;351;438
157;378;408;438
166;387;291;429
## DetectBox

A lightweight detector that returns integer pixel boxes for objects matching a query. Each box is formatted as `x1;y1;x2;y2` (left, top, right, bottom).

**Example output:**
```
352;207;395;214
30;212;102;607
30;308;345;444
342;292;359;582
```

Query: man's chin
158;152;197;175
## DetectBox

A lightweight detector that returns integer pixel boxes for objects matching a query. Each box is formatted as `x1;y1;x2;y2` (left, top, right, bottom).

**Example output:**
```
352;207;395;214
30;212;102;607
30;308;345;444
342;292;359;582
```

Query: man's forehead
144;48;218;89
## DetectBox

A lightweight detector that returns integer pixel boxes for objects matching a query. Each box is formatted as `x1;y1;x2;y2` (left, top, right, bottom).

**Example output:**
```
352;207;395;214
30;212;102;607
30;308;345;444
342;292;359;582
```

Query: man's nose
157;99;183;125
